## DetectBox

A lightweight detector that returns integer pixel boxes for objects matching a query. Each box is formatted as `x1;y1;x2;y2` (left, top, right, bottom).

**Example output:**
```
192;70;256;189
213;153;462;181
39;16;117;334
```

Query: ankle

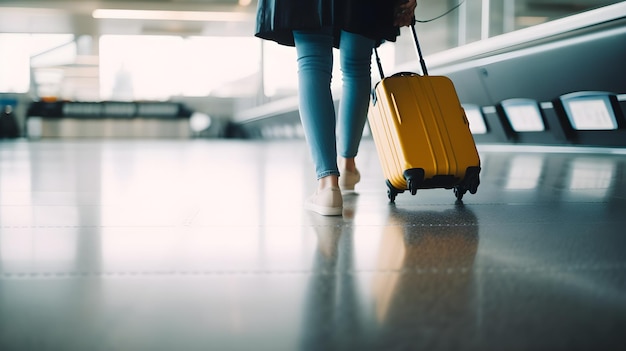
318;175;339;191
339;157;357;173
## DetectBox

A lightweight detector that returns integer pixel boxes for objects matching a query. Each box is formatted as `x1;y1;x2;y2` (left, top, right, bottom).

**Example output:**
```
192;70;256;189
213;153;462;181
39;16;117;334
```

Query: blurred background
0;0;624;141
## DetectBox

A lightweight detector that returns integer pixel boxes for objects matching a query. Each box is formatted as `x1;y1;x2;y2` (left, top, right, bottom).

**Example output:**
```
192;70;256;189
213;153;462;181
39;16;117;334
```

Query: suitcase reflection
372;206;480;349
301;203;479;349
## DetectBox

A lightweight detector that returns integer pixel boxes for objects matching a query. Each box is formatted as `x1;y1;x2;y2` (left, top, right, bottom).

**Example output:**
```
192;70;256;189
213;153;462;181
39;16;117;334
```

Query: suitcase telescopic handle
410;18;429;76
374;18;428;79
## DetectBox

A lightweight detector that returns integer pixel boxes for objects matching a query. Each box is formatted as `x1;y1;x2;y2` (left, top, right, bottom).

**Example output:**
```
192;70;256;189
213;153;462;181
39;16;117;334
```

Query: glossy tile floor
1;139;625;351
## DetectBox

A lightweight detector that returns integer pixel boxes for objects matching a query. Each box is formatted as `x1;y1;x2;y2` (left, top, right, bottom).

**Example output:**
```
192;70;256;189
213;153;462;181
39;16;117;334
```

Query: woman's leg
294;28;342;215
293;28;339;182
337;30;374;160
337;30;374;189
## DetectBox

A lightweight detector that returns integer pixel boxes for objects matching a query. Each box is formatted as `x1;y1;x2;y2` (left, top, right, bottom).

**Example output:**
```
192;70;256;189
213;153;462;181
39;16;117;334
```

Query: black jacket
255;0;401;48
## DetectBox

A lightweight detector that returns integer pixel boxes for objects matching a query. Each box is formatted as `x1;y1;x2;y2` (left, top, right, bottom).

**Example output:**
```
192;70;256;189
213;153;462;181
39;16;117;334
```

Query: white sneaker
305;187;343;216
339;169;361;194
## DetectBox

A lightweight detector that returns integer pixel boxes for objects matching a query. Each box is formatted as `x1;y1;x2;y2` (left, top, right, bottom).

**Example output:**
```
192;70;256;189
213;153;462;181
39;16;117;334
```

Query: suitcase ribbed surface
368;73;480;193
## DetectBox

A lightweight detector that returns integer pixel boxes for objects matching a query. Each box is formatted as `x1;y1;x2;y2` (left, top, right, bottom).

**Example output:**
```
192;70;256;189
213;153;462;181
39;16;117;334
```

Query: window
0;34;74;93
100;35;261;100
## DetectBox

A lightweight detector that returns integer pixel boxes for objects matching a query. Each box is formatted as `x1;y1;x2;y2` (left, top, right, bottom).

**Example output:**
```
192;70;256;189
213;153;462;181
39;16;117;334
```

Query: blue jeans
293;28;375;179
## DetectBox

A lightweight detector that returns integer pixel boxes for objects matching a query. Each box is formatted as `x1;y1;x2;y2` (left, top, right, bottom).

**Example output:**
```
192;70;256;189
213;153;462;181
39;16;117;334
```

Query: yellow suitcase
368;24;481;203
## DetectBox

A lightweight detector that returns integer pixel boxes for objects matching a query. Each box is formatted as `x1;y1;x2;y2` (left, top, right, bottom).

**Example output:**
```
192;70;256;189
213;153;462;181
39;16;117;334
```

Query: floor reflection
301;196;480;350
371;205;479;349
300;194;364;351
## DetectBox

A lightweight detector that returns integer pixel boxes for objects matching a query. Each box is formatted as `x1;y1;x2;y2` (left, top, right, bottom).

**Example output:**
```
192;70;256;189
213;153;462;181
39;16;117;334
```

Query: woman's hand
394;0;417;27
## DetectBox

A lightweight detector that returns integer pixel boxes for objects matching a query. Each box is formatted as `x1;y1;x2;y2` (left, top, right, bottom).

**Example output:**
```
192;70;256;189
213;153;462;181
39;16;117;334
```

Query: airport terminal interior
1;1;625;350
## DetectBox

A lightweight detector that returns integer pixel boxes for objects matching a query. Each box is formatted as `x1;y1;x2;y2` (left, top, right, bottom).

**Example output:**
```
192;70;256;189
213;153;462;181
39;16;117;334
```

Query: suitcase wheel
386;180;403;203
454;186;467;202
404;169;425;196
465;166;481;194
408;179;418;195
455;166;481;201
387;188;397;203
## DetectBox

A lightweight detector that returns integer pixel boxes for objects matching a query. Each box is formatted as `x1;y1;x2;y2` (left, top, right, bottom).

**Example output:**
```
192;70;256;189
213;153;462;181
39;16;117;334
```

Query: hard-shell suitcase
368;23;481;203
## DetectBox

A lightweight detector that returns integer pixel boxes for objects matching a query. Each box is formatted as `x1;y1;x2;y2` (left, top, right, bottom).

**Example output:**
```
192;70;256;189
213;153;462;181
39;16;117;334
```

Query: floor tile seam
2;220;622;230
310;220;620;228
2;262;625;280
0;200;614;207
414;201;613;206
372;201;615;209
